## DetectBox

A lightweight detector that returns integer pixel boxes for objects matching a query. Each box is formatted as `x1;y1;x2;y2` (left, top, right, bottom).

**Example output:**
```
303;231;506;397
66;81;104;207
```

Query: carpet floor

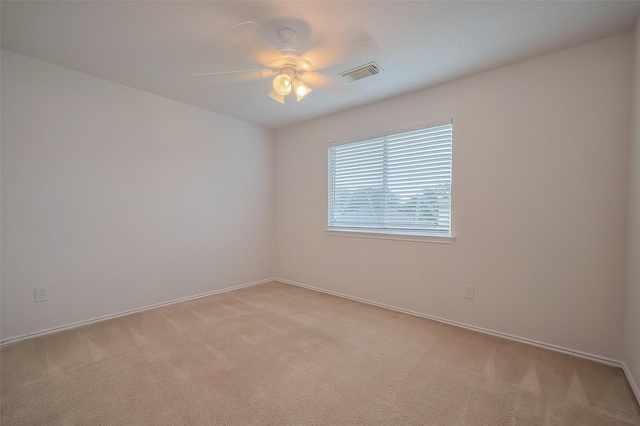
1;281;639;425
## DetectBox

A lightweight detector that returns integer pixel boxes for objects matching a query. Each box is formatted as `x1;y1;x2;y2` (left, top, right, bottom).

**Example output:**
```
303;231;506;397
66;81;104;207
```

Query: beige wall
624;18;640;398
1;50;276;340
275;33;633;360
1;27;637;370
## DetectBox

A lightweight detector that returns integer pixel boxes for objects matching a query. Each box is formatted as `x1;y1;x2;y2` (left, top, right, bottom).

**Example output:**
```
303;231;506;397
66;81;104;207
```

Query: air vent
339;62;382;83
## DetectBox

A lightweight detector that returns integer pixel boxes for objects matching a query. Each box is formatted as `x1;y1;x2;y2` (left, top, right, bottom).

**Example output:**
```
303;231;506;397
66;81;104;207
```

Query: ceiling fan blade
196;68;276;86
196;68;273;77
299;71;337;90
222;21;279;67
305;39;378;72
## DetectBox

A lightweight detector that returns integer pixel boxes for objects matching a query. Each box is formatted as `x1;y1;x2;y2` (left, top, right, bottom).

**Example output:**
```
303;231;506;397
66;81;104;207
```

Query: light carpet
1;281;639;425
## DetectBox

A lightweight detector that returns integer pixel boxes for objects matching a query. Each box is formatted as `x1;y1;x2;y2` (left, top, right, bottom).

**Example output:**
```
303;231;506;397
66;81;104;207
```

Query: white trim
327;118;453;148
622;362;640;405
0;278;276;346
325;228;455;244
275;278;623;368
5;275;636;406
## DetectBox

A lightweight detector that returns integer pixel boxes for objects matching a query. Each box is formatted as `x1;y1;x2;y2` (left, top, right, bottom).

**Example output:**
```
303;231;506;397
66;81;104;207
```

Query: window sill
325;228;456;244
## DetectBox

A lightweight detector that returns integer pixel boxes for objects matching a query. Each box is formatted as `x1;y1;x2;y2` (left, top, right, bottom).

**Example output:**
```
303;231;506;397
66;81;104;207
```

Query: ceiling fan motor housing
280;66;296;76
269;56;312;75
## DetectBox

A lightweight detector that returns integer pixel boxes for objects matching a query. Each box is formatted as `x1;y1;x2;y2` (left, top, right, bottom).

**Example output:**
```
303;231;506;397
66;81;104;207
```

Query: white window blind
328;122;452;236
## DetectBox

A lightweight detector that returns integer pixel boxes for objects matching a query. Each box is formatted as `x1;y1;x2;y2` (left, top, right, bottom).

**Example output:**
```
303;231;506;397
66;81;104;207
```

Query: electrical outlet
260;257;264;266
464;285;475;300
35;286;48;302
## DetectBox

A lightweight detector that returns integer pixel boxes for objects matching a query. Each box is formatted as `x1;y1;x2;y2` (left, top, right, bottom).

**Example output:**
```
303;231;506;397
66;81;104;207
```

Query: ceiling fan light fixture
273;74;292;96
293;79;312;102
268;90;285;104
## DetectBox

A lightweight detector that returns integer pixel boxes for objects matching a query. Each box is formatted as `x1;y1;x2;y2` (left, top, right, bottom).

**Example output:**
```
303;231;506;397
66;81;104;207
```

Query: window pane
328;123;452;235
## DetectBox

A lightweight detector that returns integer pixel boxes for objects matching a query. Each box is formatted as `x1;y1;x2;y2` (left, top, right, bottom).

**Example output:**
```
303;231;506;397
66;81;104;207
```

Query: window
327;120;453;241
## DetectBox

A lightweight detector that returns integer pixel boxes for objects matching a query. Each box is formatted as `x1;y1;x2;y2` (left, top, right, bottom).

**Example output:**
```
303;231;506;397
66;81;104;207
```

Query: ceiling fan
197;21;377;104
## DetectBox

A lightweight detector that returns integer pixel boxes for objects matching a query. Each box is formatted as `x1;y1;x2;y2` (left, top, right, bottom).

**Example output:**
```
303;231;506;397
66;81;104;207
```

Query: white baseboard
5;276;637;406
622;362;640;405
0;277;276;346
275;277;624;369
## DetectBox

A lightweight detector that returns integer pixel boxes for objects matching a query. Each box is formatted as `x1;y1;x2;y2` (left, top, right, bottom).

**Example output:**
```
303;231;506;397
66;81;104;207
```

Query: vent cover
339;62;382;82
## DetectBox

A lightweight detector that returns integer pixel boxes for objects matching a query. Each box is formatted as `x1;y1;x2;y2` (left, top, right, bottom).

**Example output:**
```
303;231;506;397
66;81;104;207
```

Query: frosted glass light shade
273;74;292;96
293;79;312;101
268;90;285;104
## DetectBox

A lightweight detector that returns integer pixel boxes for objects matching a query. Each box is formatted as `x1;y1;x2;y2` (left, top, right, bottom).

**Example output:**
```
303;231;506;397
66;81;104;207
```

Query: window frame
326;119;455;244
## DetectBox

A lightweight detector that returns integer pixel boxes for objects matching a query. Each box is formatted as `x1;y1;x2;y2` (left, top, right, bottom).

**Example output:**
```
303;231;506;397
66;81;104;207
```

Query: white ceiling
3;1;640;130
